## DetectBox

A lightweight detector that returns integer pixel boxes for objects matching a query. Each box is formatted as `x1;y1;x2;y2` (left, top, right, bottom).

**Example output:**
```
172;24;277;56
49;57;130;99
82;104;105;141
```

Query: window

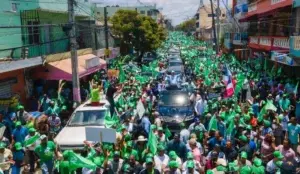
68;110;106;126
147;10;152;16
97;12;100;15
11;3;17;12
208;14;215;17
140;10;145;14
84;0;88;2
196;22;199;28
28;21;40;44
222;14;225;17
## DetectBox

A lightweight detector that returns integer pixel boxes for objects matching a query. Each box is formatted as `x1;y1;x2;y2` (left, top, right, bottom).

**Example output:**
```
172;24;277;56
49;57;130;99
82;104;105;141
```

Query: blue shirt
141;116;151;134
208;137;226;151
288;123;300;144
13;150;25;161
12;127;28;144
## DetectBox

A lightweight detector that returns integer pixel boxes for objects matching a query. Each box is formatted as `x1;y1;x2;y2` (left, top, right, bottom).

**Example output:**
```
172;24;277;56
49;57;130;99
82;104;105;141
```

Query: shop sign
85;57;100;69
271;51;296;66
0;95;19;107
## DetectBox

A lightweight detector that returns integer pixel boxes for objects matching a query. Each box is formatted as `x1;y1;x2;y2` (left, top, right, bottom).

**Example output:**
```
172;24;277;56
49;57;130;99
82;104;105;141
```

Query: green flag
164;127;172;140
68;151;97;171
104;111;119;128
147;126;158;155
258;101;277;122
118;65;126;83
277;67;282;76
264;57;267;71
294;81;299;95
24;133;40;147
208;115;218;131
117;94;126;106
226;119;235;137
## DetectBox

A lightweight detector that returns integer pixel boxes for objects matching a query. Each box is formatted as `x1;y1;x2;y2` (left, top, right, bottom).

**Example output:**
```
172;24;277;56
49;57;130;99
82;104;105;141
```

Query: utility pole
68;0;81;105
216;0;220;53
104;6;109;58
209;0;218;52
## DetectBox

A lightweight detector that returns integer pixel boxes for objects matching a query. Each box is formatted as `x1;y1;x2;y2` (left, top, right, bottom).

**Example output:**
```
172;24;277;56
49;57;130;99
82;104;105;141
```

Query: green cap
244;114;251;121
15;142;22;151
228;162;239;172
278;114;284;121
187;152;194;159
17;105;24;110
169;151;177;159
273;151;284;159
239;135;248;142
151;124;157;130
15;121;21;127
123;153;130;160
0;142;6;149
179;122;185;128
206;170;214;174
122;163;131;172
241;151;247;159
246;125;252;130
29;128;36;133
186;160;195;168
145;158;153;164
121;125;127;130
168;160;179;168
157;127;163;131
146;153;154;159
264;120;271;127
157;144;165;151
253;158;262;167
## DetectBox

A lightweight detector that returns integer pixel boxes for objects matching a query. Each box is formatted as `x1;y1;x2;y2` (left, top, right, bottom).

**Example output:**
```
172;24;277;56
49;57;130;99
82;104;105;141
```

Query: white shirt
194;99;207;115
266;160;278;173
154;154;169;172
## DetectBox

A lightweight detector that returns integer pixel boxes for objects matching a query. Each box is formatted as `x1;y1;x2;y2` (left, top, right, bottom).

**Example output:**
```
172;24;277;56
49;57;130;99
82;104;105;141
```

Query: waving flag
223;64;234;97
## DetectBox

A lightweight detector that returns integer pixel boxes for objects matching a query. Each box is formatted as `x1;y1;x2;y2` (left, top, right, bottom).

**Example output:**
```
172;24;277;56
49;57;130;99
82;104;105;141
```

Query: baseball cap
29;128;36;133
157;127;163;131
253;158;262;167
114;151;120;156
0;142;6;149
157;144;165;151
241;151;247;159
169;151;177;159
273;151;284;160
145;158;153;164
168;160;179;168
239;135;248;142
15;142;22;151
186;160;195;168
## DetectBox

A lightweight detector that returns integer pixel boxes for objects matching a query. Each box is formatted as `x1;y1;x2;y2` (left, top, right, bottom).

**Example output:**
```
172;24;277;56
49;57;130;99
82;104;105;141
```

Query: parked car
157;90;194;132
142;52;156;64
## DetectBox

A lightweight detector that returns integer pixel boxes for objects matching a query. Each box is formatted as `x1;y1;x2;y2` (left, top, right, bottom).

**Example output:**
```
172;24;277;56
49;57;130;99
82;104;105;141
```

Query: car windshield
159;93;189;106
68;110;106;126
169;62;182;66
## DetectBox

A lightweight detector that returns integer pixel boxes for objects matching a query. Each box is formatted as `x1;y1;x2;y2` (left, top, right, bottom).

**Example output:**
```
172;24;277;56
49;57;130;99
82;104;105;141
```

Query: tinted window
68;110;106;126
169;62;182;66
159;93;189;106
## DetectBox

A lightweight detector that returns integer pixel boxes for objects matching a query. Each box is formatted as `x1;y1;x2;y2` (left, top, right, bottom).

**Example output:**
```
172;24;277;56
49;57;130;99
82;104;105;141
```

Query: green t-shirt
35;141;56;162
91;89;100;102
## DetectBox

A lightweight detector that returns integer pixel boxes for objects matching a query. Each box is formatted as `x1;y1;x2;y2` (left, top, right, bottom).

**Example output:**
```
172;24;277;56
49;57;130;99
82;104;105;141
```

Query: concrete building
96;5;159;21
195;4;226;43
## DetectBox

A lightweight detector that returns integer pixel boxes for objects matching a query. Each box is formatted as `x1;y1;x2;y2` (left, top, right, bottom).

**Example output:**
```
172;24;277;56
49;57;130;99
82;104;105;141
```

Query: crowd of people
0;32;299;174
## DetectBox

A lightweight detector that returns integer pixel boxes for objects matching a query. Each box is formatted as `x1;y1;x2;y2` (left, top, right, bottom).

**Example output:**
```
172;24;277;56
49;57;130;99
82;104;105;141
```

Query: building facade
195;4;226;44
96;5;159;22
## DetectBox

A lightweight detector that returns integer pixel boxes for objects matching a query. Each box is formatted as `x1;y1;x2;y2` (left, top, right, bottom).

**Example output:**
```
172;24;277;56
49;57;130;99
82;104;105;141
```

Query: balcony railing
233;33;248;45
250;36;259;44
249;36;290;50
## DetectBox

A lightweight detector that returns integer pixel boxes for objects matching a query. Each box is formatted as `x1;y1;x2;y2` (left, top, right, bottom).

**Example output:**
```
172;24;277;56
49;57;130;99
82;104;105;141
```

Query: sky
91;0;218;25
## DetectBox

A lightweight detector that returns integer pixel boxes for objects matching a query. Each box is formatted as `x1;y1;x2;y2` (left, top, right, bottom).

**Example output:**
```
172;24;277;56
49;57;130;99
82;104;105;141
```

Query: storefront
0;70;26;109
271;51;300;76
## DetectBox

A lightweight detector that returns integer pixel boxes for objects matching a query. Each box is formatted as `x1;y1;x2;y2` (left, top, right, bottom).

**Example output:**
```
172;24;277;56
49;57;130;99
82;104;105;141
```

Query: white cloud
91;0;230;25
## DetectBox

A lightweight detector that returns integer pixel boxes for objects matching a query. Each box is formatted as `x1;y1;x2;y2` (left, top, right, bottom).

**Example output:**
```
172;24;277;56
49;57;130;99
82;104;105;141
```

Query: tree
175;18;196;32
110;9;166;62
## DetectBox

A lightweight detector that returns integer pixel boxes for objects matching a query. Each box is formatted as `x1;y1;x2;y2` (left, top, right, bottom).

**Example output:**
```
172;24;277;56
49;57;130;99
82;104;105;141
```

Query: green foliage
175;18;196;32
110;9;166;60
